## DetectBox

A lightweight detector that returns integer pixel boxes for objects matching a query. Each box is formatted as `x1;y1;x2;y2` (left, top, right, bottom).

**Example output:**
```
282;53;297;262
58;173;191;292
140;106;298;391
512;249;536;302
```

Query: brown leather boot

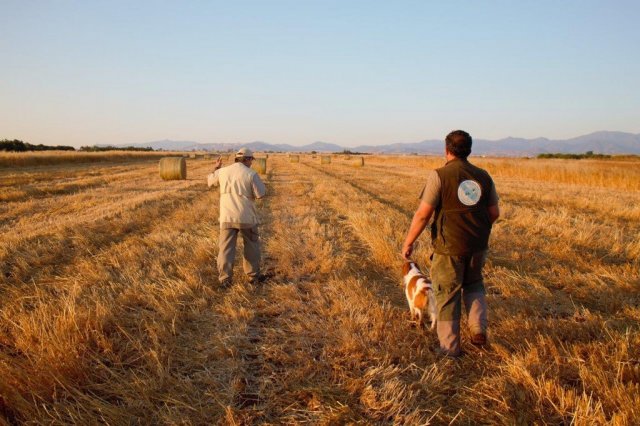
471;333;487;346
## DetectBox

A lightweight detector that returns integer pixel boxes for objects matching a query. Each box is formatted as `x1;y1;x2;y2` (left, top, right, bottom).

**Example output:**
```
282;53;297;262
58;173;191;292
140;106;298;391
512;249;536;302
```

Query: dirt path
209;157;468;424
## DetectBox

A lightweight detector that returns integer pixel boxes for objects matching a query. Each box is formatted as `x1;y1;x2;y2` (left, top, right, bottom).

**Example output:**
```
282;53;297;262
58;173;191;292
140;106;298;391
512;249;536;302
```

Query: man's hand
401;242;413;260
214;157;223;171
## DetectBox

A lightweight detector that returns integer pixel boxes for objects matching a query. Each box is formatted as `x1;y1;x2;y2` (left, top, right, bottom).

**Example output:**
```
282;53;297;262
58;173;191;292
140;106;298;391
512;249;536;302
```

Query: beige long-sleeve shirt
207;162;266;228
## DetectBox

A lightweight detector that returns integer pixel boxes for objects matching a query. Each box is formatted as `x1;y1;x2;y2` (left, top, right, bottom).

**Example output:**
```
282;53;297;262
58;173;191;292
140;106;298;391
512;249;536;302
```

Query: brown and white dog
402;261;437;329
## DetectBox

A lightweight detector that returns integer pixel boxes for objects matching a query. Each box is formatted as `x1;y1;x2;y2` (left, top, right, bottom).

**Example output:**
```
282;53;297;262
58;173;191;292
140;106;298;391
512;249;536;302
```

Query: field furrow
0;162;230;423
360;160;640;223
298;158;639;423
0;159;211;233
315;161;639;317
0;161;162;204
0;160;219;286
218;157;458;423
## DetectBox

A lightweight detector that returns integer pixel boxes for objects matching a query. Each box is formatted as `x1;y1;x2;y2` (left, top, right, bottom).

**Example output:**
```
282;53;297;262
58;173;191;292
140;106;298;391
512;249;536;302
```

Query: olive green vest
431;158;494;256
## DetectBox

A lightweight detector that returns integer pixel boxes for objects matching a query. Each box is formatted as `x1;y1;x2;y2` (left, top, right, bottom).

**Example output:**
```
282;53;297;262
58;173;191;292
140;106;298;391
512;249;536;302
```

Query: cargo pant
217;226;260;283
431;250;489;357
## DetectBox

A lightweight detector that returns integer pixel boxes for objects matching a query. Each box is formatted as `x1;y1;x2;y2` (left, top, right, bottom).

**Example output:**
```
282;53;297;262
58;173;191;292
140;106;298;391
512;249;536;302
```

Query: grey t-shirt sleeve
252;173;266;198
487;180;499;206
419;170;441;206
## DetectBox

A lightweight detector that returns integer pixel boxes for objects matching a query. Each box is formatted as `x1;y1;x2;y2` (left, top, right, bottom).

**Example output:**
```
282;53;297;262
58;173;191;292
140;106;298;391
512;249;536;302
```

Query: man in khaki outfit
402;130;500;357
207;148;266;287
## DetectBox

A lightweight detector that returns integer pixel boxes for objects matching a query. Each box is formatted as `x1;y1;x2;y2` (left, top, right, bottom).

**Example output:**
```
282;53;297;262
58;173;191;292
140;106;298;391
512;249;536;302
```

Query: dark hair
445;130;472;159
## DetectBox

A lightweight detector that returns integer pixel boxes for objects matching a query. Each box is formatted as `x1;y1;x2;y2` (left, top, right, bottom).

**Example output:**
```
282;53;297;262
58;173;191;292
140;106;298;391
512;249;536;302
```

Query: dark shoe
220;279;232;289
248;272;272;284
435;347;462;358
471;333;487;346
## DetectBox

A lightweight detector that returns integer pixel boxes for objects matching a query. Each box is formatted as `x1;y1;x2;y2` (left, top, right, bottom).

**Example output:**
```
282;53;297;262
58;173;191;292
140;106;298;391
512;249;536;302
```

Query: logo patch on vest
458;180;482;206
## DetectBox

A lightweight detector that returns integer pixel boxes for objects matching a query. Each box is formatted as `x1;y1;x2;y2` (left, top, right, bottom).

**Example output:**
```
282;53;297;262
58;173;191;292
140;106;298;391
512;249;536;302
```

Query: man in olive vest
207;148;266;288
402;130;500;357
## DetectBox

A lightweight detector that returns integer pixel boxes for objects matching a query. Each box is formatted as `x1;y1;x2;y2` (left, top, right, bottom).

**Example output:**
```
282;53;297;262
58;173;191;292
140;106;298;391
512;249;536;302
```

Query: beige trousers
431;251;489;357
217;226;260;282
436;292;488;357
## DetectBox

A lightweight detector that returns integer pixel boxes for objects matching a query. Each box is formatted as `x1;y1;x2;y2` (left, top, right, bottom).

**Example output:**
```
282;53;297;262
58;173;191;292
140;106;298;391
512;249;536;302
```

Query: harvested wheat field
1;153;639;424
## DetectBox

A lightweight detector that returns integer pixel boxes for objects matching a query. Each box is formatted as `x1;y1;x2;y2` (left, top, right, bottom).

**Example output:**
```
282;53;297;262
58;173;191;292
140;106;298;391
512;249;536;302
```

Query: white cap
235;147;254;158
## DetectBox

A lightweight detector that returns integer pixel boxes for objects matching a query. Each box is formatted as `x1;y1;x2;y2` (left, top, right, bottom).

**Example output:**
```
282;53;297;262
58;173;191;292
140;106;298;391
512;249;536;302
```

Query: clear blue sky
2;0;639;147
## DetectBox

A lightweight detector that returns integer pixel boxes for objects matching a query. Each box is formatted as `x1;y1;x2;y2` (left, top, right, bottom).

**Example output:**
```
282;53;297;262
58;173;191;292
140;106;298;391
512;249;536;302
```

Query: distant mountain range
112;131;640;156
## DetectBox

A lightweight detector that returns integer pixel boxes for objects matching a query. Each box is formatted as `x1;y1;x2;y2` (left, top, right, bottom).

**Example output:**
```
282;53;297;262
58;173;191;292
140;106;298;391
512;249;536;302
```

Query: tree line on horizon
1;139;154;152
0;139;75;152
536;151;612;159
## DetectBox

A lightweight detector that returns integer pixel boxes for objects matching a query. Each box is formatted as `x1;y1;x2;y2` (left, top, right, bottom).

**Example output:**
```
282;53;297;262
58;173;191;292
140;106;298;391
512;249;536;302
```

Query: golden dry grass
366;155;640;191
0;153;638;424
0;150;178;168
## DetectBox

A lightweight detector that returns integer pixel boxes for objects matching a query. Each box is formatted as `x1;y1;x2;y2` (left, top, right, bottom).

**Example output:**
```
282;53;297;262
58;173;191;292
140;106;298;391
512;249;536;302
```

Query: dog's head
402;261;417;276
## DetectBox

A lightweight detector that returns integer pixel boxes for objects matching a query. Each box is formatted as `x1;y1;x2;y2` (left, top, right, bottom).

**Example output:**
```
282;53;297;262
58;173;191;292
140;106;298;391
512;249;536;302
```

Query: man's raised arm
207;157;223;188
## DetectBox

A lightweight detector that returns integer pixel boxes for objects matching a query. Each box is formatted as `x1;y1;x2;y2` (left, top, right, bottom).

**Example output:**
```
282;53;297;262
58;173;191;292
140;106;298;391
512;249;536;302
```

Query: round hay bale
351;156;364;167
289;155;300;163
344;155;351;160
321;155;331;165
159;157;187;180
189;153;196;159
253;158;267;174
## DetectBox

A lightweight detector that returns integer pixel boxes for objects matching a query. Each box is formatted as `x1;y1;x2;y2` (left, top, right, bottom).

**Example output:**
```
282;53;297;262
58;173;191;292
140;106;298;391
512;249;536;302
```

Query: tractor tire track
306;161;639;318
1;162;215;292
